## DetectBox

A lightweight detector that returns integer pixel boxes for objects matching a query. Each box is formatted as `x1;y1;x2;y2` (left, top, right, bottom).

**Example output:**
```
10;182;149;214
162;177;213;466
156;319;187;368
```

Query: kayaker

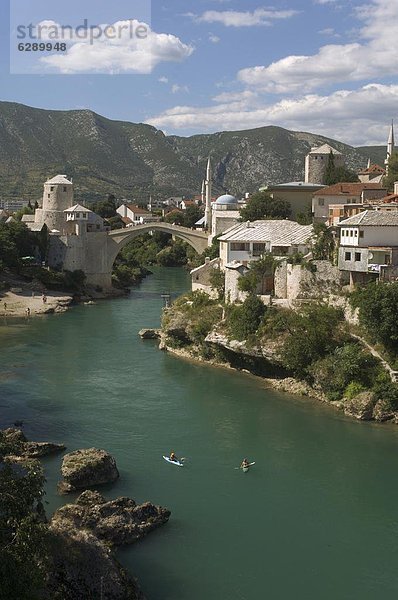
240;458;249;469
170;451;178;462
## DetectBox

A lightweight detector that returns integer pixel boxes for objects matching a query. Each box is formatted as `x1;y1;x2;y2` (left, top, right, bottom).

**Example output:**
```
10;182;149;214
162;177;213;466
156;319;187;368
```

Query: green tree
312;222;335;261
228;294;267;340
0;445;49;599
164;210;184;225
209;266;225;300
351;281;398;353
92;194;117;218
277;304;345;377
310;343;381;400
383;151;398;192
238;254;276;294
323;151;359;185
181;205;202;228
240;192;291;222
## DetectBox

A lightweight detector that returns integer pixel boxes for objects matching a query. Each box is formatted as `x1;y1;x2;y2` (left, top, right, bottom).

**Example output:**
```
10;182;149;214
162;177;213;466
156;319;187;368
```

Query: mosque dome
215;194;238;205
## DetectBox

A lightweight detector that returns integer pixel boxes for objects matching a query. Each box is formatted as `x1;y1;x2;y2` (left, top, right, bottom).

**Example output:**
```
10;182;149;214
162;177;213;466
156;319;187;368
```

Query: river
1;267;398;600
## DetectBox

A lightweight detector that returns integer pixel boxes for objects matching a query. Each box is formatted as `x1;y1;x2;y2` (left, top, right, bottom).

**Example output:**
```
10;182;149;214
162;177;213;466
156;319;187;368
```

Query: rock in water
51;490;171;545
343;391;376;420
58;448;119;494
45;527;145;600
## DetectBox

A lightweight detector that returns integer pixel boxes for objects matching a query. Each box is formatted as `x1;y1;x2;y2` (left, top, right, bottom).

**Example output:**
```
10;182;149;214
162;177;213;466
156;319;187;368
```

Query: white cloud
193;8;298;27
238;0;398;92
39;20;193;74
158;76;169;83
314;0;338;4
209;34;220;43
146;83;398;146
318;27;340;37
171;84;189;94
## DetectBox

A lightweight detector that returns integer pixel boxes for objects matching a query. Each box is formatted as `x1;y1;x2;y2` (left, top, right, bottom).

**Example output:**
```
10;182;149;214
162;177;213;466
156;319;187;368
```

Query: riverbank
1;288;74;317
158;290;398;425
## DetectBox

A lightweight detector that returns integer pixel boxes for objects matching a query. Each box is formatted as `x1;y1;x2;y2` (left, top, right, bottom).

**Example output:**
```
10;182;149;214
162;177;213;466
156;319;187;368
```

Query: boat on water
241;461;255;472
163;455;184;467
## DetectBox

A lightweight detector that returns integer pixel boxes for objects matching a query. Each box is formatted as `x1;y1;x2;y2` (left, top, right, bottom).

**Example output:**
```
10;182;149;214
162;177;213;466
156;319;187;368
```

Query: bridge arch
108;222;209;256
82;222;209;289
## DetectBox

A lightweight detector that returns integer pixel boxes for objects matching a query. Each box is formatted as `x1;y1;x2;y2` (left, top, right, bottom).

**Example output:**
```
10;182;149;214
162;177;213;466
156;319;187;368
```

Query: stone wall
191;258;220;298
274;260;348;300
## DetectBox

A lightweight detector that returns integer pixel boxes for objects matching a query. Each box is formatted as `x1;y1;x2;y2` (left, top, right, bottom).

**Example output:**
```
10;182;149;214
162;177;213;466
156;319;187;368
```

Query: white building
218;220;313;267
116;203;158;226
338;210;398;286
312;182;386;222
210;194;242;240
0;199;30;212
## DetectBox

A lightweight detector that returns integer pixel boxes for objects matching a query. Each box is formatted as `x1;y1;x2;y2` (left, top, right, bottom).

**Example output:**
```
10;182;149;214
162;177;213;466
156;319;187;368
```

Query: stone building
27;174;109;278
304;143;344;185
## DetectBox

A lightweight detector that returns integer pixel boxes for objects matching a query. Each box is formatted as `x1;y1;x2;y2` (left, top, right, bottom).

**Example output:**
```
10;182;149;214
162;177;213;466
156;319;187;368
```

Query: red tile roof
358;164;385;175
315;182;384;196
125;204;151;214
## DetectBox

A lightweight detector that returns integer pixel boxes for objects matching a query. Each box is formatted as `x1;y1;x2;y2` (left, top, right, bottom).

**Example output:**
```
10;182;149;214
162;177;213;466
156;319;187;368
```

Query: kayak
163;455;184;467
241;461;255;472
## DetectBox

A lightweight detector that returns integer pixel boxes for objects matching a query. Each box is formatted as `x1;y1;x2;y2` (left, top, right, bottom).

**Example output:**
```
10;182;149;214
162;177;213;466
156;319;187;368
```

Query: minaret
385;120;395;174
201;179;205;206
367;157;371;169
204;157;212;230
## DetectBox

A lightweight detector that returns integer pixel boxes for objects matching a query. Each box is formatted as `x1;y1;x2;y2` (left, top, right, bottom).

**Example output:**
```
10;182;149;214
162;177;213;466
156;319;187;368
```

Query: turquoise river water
1;267;398;599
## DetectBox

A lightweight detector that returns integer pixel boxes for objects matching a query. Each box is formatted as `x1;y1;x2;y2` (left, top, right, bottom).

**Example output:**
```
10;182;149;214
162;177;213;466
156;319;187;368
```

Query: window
354;230;358;237
318;198;324;206
359;231;364;238
345;251;352;261
385;254;391;265
231;242;249;252
48;194;50;198
355;252;361;261
63;187;67;192
253;243;266;256
50;186;54;191
339;209;344;216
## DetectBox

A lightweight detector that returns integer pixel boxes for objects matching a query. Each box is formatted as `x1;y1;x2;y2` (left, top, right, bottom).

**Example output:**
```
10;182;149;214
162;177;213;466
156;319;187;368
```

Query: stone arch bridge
83;222;209;288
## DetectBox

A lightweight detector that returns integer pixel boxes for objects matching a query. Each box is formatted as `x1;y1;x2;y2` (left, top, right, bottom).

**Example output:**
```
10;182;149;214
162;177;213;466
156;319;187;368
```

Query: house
0;199;30;212
312;182;386;222
357;163;385;183
116;203;158;225
218;220;313;267
179;199;197;210
338;210;398;287
260;181;325;218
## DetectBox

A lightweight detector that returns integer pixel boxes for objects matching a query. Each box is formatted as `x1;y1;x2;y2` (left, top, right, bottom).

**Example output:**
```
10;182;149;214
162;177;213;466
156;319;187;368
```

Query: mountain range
0;101;386;204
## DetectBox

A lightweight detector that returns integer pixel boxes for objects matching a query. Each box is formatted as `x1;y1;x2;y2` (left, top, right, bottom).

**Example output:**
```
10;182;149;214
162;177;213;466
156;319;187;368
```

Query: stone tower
304;144;344;184
385;120;395;174
35;174;74;232
204;157;212;229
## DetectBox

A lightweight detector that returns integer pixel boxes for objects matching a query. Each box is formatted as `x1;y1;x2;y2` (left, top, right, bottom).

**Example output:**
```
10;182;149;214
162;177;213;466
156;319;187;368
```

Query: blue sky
1;0;397;145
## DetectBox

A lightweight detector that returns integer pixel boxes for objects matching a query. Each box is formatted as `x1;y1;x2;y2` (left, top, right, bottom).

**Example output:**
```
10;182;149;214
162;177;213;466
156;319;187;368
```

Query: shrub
310;343;382;399
372;374;398;411
279;304;344;377
344;381;366;400
227;294;266;341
